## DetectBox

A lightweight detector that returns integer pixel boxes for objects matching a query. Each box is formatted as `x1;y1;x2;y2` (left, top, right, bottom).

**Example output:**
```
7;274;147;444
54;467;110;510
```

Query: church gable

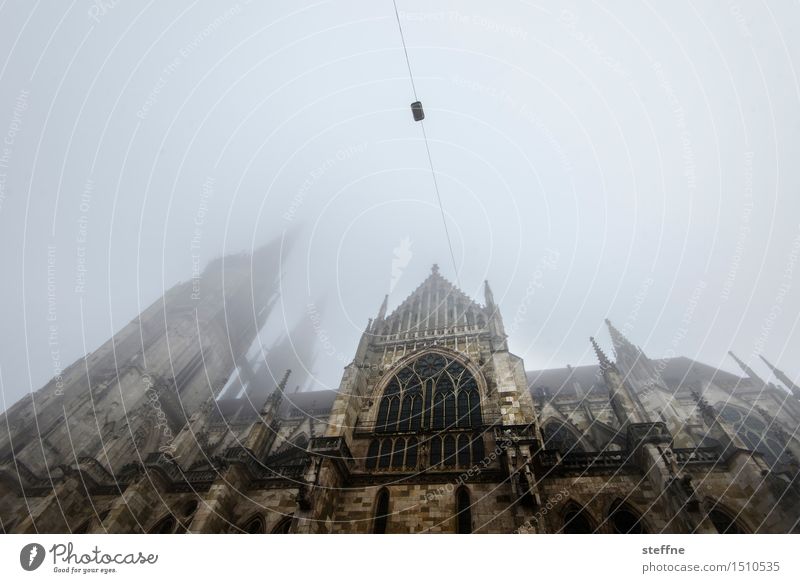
375;265;487;338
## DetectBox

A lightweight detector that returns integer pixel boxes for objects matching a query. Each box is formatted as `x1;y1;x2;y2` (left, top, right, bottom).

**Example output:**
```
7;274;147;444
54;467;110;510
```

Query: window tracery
375;353;482;433
542;420;584;454
717;404;791;466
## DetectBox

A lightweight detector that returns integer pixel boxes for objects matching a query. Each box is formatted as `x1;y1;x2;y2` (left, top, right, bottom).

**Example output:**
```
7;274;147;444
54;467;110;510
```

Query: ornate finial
264;369;291;413
690;390;717;424
728;351;745;367
590;337;613;371
484;279;495;307
759;355;800;399
605;318;637;356
431;263;439;274
759;355;776;373
728;351;766;385
755;406;798;466
376;294;389;320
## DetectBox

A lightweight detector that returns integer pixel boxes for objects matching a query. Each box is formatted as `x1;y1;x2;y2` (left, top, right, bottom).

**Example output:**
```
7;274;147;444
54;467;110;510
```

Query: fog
1;0;799;408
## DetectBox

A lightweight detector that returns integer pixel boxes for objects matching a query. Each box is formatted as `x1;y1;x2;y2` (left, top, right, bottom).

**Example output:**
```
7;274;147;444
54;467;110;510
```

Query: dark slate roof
280;389;338;417
526;356;747;400
526;363;606;399
211;389;338;424
210;397;262;424
659;356;742;388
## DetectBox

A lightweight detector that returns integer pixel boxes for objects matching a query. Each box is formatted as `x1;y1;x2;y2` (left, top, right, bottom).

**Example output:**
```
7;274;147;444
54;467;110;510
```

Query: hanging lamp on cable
392;0;461;288
411;100;424;121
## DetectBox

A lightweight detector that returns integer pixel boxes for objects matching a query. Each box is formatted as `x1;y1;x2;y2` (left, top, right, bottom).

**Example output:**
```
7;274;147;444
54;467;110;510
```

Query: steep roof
526;356;747;400
376;264;486;337
280;389;338;417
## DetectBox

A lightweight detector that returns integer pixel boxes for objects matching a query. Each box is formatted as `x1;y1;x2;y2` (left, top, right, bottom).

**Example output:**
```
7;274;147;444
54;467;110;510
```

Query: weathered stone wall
327;482;519;533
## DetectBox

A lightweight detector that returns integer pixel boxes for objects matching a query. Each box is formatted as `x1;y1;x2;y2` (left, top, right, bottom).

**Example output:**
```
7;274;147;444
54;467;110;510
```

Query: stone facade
1;262;799;534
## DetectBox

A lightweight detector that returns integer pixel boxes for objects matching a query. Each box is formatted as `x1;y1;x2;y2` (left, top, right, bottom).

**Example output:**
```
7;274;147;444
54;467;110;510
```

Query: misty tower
0;241;282;531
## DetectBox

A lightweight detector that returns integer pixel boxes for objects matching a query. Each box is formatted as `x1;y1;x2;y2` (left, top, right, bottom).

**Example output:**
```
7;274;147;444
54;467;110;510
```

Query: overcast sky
1;0;799;407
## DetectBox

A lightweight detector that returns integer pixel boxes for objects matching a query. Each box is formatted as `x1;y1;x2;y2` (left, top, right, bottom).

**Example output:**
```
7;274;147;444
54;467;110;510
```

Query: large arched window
717;404;790;466
456;487;472;534
375;353;482;433
373;489;390;534
543;420;584;454
609;501;647;534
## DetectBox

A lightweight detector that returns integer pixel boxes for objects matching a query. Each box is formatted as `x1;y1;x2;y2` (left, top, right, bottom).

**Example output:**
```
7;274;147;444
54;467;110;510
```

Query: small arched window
609;502;647;534
543;420;584;454
243;515;265;534
149;515;177;534
457;434;471;467
561;503;593;534
373;489;390;534
271;516;293;534
430;435;442;466
708;508;745;534
456;487;472;534
391;438;406;469
425;433;485;470
365;440;380;469
405;437;418;468
183;500;199;517
378;439;392;469
716;404;791;466
443;435;456;466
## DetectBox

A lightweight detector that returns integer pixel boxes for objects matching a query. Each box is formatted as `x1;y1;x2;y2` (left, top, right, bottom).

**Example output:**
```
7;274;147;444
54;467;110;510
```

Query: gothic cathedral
1;251;799;533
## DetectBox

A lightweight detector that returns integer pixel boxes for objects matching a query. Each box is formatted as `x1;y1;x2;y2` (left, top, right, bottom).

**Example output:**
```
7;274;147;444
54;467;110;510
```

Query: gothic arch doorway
455;487;472;534
373;488;390;534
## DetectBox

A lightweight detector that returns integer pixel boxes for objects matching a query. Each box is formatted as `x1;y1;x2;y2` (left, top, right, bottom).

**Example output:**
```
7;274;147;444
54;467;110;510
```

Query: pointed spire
376;294;389;321
278;369;291;391
728;351;766;385
605;319;637;357
759;354;777;372
263;369;291;413
379;262;480;337
759;355;800;399
690;390;717;425
484;280;495;308
755;405;799;466
590;337;613;371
